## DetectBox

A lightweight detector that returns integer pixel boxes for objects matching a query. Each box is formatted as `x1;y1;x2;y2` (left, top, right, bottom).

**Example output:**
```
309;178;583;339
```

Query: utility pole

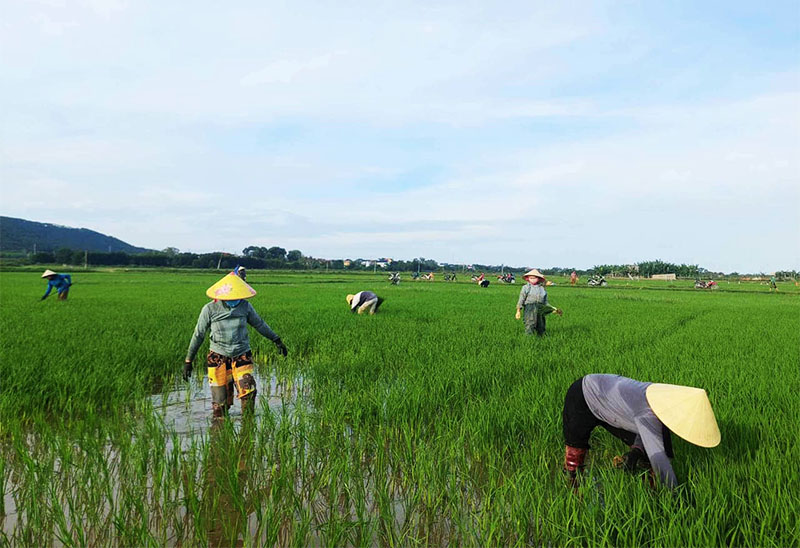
84;250;88;269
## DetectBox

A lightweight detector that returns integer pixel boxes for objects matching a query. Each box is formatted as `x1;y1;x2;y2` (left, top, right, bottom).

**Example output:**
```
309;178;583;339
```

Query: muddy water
2;367;310;545
150;367;309;441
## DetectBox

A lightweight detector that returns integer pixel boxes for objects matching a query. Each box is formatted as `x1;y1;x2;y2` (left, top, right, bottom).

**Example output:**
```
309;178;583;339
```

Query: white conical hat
41;269;57;278
206;272;257;300
523;268;545;279
646;383;721;447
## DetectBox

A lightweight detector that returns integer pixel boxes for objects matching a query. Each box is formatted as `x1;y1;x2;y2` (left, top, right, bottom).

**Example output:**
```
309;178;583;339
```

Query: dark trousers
562;377;673;457
523;304;546;336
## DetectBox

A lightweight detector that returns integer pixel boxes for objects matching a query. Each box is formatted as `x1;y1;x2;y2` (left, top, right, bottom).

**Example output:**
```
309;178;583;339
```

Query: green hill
0;216;153;254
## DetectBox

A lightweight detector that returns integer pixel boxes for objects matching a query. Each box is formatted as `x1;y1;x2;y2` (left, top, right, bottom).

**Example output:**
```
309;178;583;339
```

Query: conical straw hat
523;268;545;279
646;383;721;447
346;294;355;305
206;272;257;300
41;269;57;278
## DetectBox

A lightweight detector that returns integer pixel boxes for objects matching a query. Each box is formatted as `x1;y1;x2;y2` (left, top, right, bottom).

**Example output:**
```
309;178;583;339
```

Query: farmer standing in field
183;271;288;417
346;291;384;315
234;265;247;282
40;269;72;301
562;374;720;490
570;271;578;285
769;275;778;292
515;268;562;336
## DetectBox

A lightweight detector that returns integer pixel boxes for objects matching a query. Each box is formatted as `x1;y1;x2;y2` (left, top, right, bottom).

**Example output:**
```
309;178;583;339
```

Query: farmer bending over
346;291;384;315
40;269;72;301
562;374;720;490
515;269;562;336
184;271;288;417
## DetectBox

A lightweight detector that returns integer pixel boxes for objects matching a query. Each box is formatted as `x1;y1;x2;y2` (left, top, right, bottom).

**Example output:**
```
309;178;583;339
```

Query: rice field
1;269;798;547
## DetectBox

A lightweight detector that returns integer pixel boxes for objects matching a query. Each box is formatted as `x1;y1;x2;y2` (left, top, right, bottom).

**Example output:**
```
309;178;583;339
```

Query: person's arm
42;280;54;299
541;303;558;315
246;304;280;342
246;304;287;355
516;285;528;310
637;418;678;488
515;285;528;318
64;274;72;286
185;306;211;363
540;289;563;316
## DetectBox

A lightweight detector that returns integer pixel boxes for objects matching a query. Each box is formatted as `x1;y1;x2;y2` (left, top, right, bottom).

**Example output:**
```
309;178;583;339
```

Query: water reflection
150;367;308;440
202;417;254;548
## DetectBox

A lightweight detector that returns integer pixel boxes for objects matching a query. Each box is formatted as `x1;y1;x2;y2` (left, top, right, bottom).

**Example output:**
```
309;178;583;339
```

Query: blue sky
1;0;797;272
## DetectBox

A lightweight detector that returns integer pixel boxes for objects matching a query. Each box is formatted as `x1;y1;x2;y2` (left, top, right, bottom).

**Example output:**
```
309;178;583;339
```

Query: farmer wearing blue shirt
41;269;72;301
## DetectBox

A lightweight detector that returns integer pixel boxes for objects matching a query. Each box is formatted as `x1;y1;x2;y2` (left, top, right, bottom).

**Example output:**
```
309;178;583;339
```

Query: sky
1;0;798;272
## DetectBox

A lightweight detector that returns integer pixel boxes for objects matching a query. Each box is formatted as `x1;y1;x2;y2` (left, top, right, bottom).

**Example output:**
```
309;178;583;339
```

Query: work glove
182;359;193;381
274;338;288;357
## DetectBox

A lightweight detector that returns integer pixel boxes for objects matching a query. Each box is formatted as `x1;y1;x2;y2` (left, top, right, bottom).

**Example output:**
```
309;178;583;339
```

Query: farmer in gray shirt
562;374;721;490
346;291;384;315
183;271;287;417
515;269;562;336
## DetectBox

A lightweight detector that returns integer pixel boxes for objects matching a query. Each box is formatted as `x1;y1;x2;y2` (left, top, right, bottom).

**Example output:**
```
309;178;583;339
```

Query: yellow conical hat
206;272;257;300
646;383;721;447
346;294;355;305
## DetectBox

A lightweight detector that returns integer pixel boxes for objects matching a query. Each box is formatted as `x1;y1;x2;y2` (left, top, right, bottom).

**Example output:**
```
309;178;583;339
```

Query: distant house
651;273;677;281
343;259;352;267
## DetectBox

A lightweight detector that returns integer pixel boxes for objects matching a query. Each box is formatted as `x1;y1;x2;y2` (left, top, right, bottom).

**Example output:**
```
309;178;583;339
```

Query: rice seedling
0;269;798;546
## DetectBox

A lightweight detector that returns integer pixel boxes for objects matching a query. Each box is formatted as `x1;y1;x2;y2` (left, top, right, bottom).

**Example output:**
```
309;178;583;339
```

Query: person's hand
556;308;563;316
275;338;288;357
182;359;193;381
40;295;47;301
515;309;521;320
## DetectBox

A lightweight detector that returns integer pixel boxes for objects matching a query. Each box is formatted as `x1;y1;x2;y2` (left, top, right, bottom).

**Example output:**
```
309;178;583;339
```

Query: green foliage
1;271;798;546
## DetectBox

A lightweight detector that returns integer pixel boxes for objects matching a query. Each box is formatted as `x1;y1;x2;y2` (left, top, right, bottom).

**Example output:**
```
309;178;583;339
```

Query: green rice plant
0;269;798;546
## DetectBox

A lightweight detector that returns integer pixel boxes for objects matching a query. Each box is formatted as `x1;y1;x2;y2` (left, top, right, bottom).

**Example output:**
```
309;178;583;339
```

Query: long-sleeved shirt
350;291;377;310
43;274;72;297
582;374;677;488
185;300;279;361
516;283;555;311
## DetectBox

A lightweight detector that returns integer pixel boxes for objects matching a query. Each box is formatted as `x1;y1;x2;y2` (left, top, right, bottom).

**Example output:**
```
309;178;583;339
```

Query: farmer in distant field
184;271;288;417
40;269;72;301
234;265;247;282
346;291;384;315
562;374;720;490
769;275;778;292
570;271;578;286
515;268;562;336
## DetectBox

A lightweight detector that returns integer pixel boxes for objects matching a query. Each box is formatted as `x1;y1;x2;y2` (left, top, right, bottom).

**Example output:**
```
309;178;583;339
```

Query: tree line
20;247;795;279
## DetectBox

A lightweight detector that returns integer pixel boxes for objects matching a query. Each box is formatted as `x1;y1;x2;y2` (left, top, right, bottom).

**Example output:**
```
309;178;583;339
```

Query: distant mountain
0;216;153;254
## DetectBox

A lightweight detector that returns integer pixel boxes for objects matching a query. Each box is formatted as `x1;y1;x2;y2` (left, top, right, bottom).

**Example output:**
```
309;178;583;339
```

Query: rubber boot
241;390;257;417
564;446;587;491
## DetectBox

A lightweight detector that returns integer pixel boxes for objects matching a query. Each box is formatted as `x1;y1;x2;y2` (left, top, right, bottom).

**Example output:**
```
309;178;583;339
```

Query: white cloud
0;2;797;271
